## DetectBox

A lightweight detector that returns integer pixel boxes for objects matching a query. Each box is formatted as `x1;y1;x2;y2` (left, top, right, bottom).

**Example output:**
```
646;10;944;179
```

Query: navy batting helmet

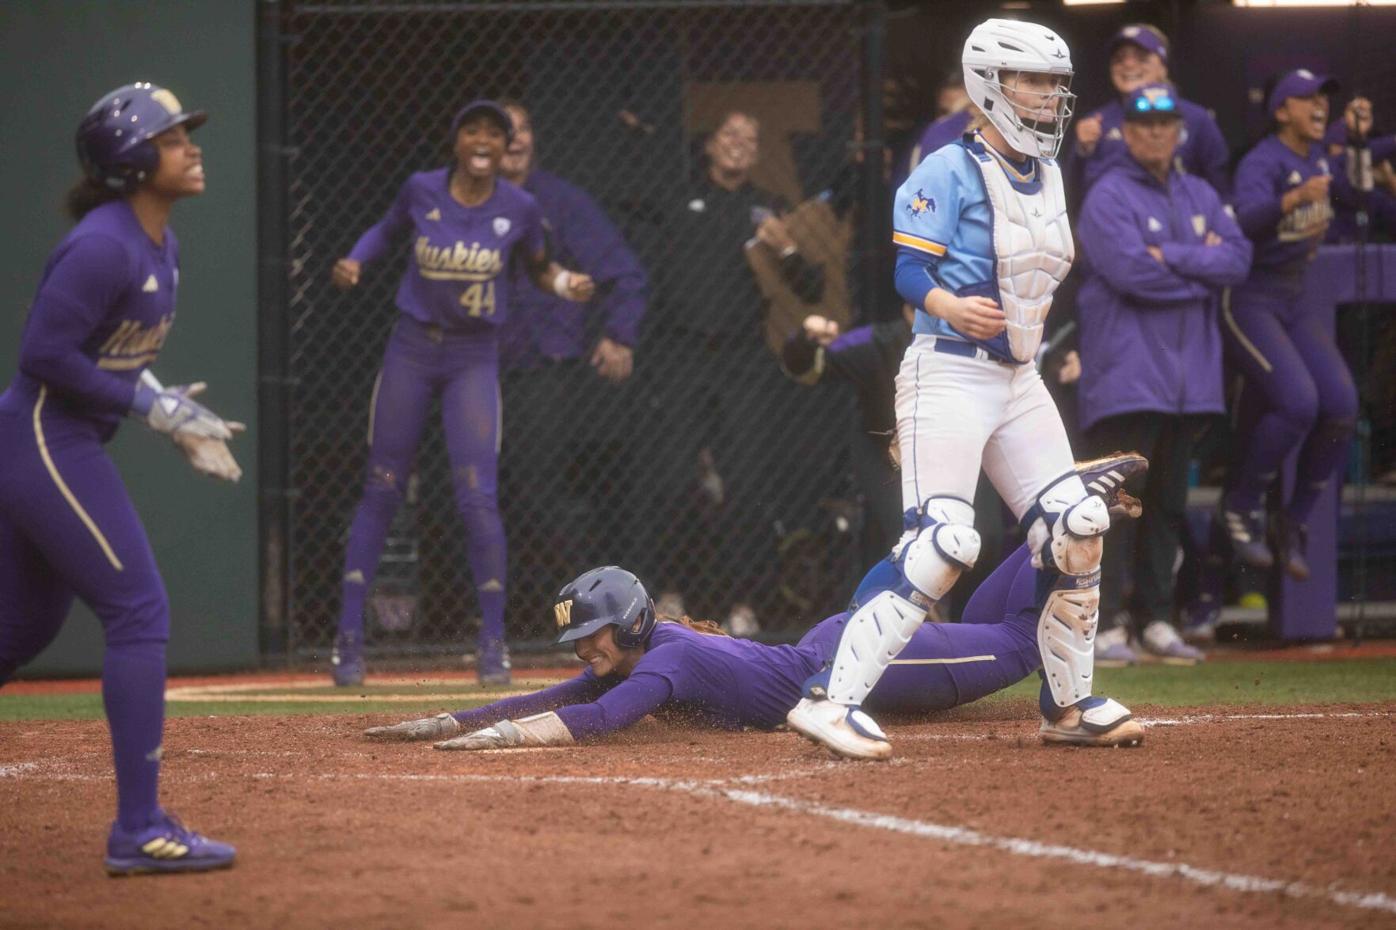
553;566;656;650
450;98;514;142
76;83;207;194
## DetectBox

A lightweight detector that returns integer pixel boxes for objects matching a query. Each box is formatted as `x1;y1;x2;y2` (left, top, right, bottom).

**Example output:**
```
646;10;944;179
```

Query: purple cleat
330;630;365;688
105;810;235;876
477;640;512;687
1075;451;1149;520
1220;507;1274;571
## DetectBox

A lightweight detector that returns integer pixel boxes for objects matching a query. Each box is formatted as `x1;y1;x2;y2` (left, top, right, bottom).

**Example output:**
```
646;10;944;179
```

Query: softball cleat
1039;696;1144;748
105;810;235;876
1075;451;1148;520
786;697;892;761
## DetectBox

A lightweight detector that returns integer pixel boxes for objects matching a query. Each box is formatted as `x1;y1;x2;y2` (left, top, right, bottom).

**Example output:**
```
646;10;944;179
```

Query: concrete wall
0;2;258;674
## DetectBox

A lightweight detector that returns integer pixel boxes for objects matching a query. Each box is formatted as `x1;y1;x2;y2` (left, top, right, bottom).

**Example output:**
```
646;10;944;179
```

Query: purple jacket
898;109;973;189
498;169;647;369
1076;158;1252;431
1065;95;1230;197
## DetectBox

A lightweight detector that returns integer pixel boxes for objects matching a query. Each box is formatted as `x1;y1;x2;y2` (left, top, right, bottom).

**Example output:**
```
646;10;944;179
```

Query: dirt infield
3;702;1394;930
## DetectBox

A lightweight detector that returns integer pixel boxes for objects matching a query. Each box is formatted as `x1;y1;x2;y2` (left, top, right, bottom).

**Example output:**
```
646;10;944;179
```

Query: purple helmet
76;83;207;194
553;566;656;650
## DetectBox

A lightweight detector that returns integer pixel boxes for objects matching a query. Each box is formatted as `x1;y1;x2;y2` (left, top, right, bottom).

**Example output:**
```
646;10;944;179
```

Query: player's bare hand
172;431;243;483
1375;160;1396;196
1286;175;1331;211
561;271;595;302
1203;230;1222;247
756;216;797;255
332;258;361;290
1075;114;1103;155
802;314;840;346
1344;97;1373;140
1146;245;1166;264
938;295;1005;340
1056;349;1081;385
590;337;634;383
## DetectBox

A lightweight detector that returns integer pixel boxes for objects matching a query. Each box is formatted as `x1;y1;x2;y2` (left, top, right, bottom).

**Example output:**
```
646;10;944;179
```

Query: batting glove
434;712;574;751
133;376;240;441
363;713;462;742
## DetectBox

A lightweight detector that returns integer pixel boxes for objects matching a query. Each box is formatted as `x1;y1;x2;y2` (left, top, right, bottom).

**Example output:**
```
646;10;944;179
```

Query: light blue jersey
892;136;1046;363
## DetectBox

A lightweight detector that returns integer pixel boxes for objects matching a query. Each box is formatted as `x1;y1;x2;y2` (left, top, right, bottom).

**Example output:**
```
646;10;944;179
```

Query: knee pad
1024;472;1110;576
365;463;408;499
894;496;981;608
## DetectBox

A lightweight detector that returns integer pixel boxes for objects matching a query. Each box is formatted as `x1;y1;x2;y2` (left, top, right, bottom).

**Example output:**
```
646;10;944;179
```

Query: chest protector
969;146;1074;363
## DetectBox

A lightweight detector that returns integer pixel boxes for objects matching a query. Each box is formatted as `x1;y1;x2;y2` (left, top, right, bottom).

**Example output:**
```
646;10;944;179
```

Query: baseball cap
1107;24;1169;63
450;98;514;141
1267;69;1339;115
1123;83;1183;121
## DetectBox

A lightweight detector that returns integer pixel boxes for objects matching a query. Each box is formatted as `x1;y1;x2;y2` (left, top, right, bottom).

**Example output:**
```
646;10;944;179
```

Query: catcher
364;454;1148;754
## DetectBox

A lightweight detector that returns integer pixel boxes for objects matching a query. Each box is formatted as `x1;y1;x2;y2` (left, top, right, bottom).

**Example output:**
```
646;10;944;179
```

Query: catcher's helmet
553;566;656;650
76;83;207;194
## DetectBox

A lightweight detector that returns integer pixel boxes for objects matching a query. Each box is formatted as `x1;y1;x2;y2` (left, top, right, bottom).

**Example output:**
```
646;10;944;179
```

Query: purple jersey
1067;95;1230;197
1233;136;1334;281
0;200;178;435
451;622;824;740
348;168;545;330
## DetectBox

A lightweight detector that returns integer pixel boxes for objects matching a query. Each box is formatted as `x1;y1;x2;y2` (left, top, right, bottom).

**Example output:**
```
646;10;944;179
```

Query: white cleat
1039;696;1144;748
786;697;893;761
363;712;462;742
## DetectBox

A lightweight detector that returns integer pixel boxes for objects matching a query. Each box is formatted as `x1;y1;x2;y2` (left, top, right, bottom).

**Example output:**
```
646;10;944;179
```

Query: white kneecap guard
1028;475;1110;574
1037;579;1100;708
902;522;981;604
826;590;927;707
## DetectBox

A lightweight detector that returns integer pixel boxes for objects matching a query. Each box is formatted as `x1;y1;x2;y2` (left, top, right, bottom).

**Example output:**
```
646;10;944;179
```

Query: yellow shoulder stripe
892;231;948;256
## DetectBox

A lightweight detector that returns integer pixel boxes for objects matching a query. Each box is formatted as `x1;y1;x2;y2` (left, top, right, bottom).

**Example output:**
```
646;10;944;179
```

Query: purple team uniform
0;200;181;831
337;168;545;653
1223;136;1358;523
498;167;645;368
446;546;1045;739
1065;95;1230;196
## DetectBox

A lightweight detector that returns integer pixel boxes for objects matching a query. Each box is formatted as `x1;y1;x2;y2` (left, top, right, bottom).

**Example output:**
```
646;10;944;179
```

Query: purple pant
1221;281;1358;521
0;392;168;831
799;545;1040;714
338;316;508;648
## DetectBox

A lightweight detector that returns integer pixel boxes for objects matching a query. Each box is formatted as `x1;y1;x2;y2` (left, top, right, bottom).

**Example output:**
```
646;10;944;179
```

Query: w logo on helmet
554;599;573;629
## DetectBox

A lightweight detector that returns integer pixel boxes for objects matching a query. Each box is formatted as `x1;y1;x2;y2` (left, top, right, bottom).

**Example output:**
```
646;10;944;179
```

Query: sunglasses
1131;92;1177;115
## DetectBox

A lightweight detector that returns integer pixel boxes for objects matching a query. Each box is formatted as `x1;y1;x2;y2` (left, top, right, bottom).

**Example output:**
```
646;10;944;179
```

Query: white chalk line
4;752;1393;916
240;769;1396;916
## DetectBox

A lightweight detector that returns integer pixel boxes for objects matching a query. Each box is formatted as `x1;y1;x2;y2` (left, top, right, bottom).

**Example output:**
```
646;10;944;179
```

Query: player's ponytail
662;616;731;638
65;176;121;221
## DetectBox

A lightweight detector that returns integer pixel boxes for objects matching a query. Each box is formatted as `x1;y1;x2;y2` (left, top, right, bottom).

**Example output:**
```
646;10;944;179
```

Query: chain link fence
280;0;882;659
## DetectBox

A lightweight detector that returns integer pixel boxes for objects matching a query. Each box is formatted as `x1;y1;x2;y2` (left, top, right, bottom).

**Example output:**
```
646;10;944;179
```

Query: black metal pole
257;0;292;662
859;0;888;321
